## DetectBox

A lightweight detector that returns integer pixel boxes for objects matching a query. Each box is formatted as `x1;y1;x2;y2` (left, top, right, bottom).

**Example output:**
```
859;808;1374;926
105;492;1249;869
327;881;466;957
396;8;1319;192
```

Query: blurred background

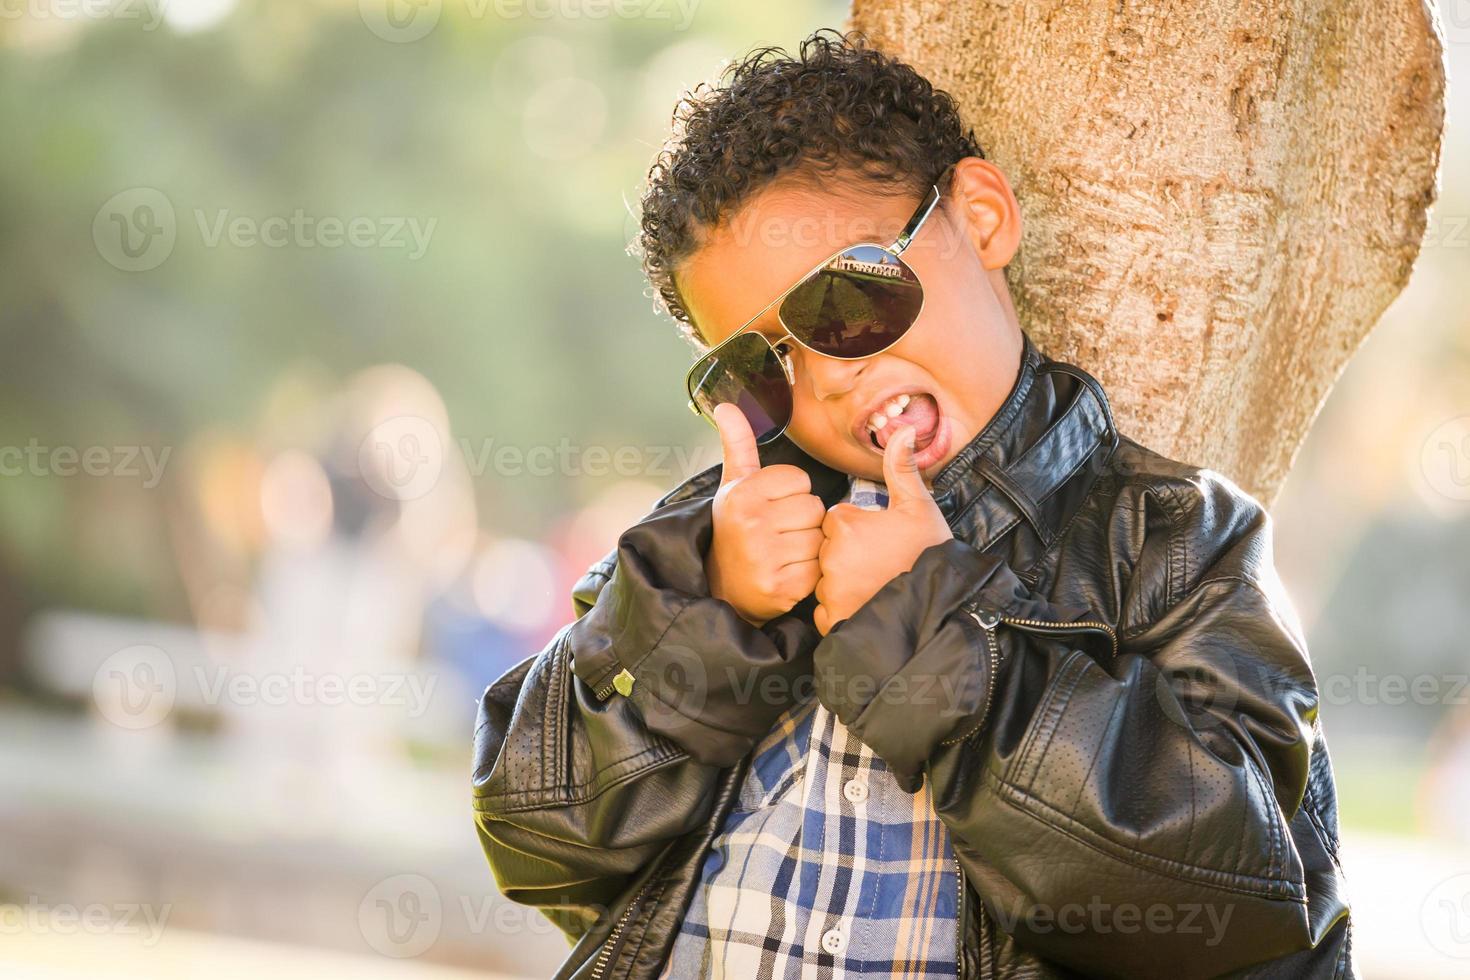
0;1;1467;977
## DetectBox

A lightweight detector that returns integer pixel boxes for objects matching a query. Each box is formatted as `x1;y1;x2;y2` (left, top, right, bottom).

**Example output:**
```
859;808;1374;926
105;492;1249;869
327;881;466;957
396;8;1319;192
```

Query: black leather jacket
472;333;1355;979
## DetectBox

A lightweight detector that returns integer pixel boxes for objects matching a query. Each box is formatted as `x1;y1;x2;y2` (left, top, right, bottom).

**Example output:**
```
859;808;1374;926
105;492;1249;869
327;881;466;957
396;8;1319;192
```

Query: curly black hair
633;29;983;338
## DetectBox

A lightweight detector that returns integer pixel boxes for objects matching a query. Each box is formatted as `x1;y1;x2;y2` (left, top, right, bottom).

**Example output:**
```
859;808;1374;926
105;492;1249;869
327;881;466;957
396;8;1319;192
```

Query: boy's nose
801;347;869;401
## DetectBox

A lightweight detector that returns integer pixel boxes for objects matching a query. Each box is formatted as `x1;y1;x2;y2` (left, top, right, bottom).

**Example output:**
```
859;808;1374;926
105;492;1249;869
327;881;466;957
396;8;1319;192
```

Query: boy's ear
945;156;1022;270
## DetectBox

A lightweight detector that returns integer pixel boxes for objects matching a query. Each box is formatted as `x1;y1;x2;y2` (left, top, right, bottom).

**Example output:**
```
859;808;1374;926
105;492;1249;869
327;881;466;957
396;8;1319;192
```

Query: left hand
814;425;953;635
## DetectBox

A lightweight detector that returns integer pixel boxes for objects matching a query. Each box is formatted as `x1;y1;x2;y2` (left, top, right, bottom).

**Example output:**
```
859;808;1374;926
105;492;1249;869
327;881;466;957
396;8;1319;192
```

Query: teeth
865;394;913;435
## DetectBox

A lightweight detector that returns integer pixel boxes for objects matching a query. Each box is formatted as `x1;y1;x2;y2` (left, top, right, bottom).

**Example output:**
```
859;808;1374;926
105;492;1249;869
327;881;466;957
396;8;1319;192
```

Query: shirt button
843;778;868;804
821;927;846;954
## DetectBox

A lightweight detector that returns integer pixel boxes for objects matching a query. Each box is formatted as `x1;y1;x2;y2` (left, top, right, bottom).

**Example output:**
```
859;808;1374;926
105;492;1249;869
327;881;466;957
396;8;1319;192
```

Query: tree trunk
849;0;1446;506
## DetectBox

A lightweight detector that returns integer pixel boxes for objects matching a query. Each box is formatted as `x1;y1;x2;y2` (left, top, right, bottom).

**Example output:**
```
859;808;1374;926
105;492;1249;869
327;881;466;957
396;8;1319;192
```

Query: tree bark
849;0;1446;506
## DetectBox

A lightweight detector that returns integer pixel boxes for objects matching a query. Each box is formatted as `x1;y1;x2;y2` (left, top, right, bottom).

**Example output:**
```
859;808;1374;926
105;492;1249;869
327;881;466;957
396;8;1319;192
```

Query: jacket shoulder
1099;434;1290;628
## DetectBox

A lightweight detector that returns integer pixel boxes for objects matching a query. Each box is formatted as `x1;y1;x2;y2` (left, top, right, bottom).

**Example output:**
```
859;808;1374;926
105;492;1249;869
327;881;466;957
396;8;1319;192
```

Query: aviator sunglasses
684;167;952;444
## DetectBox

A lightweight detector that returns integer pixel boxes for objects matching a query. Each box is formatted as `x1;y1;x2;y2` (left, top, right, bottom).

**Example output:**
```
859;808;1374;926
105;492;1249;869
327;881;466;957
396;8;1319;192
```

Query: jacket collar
667;330;1120;549
927;329;1120;549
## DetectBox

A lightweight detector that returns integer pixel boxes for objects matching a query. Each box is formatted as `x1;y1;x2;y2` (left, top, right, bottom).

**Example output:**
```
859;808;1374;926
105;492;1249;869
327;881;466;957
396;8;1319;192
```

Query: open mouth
863;391;941;452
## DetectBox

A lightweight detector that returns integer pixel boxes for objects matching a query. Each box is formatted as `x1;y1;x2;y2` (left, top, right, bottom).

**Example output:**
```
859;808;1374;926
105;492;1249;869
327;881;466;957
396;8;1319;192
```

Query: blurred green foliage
0;0;845;618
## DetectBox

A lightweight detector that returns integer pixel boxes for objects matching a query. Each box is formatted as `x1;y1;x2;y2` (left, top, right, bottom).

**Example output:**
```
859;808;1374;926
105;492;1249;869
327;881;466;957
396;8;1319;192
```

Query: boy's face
677;157;1026;485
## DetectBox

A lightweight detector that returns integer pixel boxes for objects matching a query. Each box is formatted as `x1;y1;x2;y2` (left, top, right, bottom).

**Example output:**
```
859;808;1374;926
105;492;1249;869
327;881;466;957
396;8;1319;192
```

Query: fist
705;403;826;626
814;425;952;636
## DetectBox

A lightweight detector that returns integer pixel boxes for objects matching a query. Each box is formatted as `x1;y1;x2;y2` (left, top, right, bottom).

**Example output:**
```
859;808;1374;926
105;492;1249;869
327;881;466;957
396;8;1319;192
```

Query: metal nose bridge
770;329;797;384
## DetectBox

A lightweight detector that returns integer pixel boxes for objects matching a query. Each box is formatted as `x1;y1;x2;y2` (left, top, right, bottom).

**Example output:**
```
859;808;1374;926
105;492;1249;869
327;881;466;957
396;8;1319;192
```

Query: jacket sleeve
472;491;820;942
811;478;1334;978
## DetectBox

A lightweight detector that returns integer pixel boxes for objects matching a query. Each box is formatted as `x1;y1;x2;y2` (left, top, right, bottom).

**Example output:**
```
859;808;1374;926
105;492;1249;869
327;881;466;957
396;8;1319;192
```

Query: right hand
705;402;826;626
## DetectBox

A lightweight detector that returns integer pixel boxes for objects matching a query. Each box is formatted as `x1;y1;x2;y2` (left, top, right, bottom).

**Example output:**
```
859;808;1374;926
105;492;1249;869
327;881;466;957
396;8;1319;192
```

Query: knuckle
803;495;827;525
766;464;811;491
753;567;780;597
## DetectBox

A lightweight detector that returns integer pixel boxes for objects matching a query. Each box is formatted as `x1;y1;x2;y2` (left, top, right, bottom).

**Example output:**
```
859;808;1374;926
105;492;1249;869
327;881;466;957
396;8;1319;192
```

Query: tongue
875;393;939;451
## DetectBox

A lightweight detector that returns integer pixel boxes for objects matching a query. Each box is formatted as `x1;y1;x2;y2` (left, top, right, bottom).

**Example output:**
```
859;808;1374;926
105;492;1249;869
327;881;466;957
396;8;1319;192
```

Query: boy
472;30;1354;979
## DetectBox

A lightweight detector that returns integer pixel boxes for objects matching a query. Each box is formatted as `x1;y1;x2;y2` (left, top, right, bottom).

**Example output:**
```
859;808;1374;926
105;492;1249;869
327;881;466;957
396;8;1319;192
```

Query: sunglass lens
779;244;922;358
689;333;792;443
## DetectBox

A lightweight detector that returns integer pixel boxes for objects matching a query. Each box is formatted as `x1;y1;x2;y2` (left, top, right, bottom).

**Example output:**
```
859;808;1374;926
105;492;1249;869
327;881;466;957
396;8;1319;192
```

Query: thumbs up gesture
705;403;828;626
814;425;953;636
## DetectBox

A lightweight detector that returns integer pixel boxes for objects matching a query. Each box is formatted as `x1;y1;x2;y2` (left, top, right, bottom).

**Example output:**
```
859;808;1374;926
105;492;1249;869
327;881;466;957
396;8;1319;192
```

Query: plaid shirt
658;477;959;979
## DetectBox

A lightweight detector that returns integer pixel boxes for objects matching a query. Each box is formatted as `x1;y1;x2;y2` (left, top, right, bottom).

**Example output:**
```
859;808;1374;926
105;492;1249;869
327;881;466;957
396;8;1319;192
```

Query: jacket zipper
992;613;1118;659
946;612;998;976
593;667;636;702
942;608;1114;978
939;608;1117;749
954;855;968;980
589;873;657;980
940;609;1002;746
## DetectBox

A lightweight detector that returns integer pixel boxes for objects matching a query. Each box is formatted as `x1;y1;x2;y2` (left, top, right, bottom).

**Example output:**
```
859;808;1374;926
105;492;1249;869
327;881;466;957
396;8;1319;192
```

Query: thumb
713;402;761;485
882;425;929;506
